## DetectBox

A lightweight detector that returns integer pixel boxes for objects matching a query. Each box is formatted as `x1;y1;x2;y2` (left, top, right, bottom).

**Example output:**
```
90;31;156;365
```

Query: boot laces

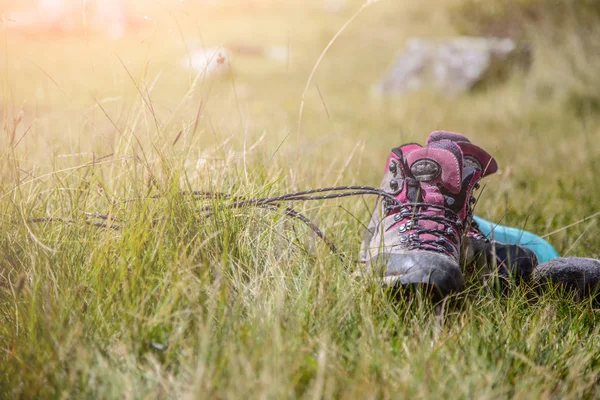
385;201;463;256
29;182;486;261
28;185;406;262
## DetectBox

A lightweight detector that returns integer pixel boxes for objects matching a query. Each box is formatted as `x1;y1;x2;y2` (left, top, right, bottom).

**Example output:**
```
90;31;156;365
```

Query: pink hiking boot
359;130;537;296
360;137;493;297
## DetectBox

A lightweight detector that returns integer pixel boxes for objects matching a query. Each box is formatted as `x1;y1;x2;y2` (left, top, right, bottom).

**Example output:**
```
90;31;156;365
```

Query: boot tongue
405;140;463;194
404;178;423;203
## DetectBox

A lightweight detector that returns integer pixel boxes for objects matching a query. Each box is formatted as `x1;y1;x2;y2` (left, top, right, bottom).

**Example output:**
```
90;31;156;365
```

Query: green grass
1;0;600;398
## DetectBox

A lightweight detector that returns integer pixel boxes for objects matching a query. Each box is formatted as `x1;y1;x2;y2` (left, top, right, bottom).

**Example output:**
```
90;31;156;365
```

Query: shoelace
28;185;478;260
385;202;463;256
28;185;405;261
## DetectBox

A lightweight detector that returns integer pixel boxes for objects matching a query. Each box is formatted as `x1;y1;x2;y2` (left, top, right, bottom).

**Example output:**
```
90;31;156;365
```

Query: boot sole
382;267;463;299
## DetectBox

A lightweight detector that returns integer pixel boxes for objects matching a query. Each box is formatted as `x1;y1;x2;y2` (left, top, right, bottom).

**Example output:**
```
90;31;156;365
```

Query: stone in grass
533;257;600;301
372;36;518;95
180;47;231;77
180;44;290;77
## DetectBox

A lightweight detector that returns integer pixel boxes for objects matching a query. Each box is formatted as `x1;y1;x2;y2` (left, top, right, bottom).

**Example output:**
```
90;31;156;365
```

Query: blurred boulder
180;47;231;76
372;37;518;95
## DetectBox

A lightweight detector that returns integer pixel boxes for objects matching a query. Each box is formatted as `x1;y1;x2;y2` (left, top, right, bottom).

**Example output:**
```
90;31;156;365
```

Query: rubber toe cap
368;251;464;296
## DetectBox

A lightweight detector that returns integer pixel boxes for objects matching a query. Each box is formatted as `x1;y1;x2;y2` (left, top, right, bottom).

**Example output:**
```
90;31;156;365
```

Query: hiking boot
359;131;497;267
360;137;492;297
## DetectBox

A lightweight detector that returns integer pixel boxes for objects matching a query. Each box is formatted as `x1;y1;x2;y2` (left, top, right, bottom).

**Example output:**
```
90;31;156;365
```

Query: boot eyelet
398;223;407;233
388;160;397;174
394;213;402;222
389;179;399;191
399;235;409;243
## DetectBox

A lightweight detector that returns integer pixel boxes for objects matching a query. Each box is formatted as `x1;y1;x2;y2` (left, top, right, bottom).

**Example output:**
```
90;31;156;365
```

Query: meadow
1;0;599;398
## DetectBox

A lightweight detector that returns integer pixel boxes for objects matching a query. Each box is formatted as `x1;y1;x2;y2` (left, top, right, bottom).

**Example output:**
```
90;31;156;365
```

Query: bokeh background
2;1;600;398
3;0;599;254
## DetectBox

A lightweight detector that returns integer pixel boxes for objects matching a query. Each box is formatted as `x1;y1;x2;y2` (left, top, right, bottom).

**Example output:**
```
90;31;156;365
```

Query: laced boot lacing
384;200;463;256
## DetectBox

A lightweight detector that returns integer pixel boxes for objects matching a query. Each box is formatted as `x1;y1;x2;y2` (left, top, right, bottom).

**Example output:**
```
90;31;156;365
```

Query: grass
1;0;600;398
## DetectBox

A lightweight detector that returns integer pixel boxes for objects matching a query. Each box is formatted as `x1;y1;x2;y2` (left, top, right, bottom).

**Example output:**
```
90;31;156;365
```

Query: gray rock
533;257;600;300
372;37;517;95
180;47;231;77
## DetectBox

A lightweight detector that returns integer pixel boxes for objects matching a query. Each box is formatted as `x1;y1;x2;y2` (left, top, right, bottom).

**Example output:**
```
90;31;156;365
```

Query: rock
533;257;600;300
180;44;289;77
180;47;231;76
372;37;518;95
